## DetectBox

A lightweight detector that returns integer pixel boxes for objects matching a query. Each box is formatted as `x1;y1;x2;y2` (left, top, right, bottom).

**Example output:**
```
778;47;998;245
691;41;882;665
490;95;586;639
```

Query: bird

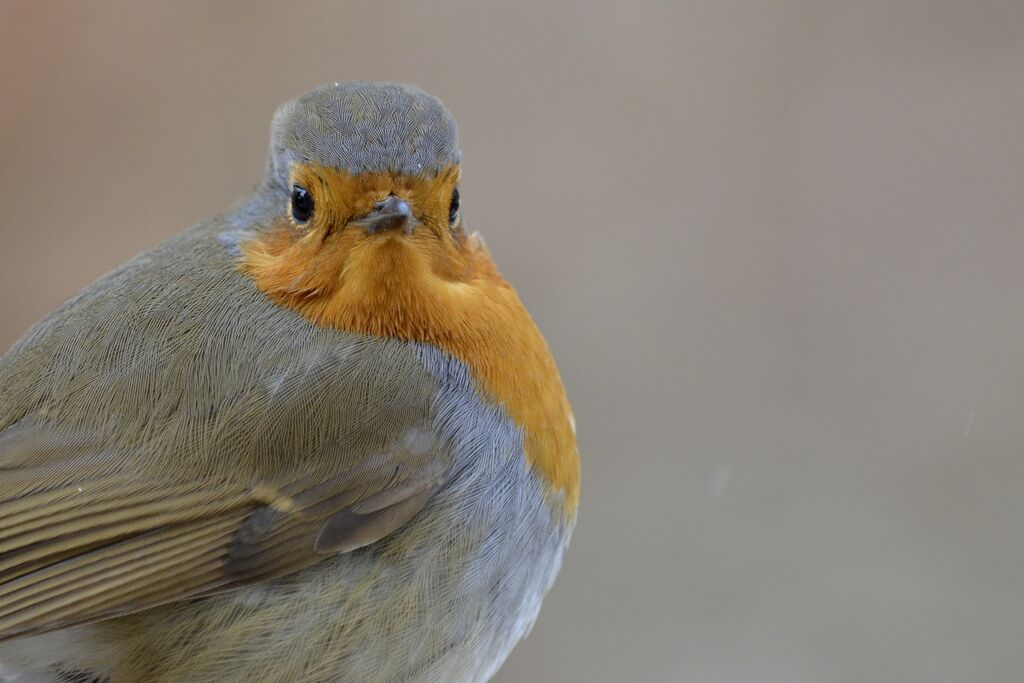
0;81;579;683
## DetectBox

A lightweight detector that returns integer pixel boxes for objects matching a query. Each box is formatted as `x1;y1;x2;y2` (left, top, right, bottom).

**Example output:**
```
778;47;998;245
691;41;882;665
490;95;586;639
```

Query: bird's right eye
291;185;314;223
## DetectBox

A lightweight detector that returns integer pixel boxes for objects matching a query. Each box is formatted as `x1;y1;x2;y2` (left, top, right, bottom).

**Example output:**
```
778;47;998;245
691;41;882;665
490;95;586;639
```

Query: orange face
244;163;472;303
241;164;580;518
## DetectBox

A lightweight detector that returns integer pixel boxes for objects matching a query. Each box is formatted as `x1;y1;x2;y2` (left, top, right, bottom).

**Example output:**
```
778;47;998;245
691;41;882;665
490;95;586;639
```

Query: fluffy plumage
0;82;577;682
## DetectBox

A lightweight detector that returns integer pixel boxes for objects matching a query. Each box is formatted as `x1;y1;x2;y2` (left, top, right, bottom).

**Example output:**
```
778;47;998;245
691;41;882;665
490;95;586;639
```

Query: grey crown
265;81;462;188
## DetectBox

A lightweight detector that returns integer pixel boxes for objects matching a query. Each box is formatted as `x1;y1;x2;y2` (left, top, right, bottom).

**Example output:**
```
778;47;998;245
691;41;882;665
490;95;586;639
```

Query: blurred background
2;2;1024;681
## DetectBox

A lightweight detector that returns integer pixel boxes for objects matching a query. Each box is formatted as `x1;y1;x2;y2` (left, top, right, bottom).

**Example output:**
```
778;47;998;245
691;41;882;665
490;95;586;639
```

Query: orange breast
242;227;580;519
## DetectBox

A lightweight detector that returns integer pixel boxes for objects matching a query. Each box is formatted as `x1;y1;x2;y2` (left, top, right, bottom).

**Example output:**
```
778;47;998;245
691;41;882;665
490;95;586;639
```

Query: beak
356;196;414;235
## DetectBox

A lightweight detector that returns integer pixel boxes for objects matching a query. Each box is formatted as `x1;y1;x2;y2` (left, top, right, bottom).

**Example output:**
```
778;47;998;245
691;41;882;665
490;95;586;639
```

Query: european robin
0;81;579;682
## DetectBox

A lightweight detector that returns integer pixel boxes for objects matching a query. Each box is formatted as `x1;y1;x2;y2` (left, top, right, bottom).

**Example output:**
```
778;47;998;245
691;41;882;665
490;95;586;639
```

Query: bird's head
242;82;492;335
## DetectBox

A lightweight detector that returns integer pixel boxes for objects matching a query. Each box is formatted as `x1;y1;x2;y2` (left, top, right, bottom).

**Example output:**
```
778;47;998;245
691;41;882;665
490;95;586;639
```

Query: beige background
2;2;1024;681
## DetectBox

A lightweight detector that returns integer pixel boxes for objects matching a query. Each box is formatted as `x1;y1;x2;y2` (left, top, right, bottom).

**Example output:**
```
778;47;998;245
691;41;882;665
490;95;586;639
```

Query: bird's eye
291;185;314;223
448;187;460;225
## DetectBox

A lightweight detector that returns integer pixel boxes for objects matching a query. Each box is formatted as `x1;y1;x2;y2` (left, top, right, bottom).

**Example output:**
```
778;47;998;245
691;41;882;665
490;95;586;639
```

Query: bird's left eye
291;185;314;223
448;187;460;226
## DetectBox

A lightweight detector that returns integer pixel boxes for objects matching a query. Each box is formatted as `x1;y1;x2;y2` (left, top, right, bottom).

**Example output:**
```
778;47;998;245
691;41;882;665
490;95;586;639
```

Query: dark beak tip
363;197;414;234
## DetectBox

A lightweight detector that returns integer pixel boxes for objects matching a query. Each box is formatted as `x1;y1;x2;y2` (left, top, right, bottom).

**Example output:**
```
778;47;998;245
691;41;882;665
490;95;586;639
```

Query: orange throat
241;217;580;519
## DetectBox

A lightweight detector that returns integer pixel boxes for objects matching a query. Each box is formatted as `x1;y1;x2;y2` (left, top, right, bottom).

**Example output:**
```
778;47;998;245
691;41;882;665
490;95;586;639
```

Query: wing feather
0;427;448;641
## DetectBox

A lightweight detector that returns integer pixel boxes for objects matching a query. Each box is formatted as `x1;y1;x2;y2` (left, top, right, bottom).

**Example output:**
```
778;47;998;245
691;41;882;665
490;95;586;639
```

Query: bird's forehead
266;82;461;186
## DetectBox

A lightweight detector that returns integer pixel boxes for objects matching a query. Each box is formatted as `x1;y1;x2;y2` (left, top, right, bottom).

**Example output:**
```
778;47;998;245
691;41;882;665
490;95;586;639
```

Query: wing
0;418;448;641
0;223;455;642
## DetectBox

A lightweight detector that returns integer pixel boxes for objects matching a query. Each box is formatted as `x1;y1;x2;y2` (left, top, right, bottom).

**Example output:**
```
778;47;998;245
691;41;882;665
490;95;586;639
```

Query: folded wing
0;420;448;641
